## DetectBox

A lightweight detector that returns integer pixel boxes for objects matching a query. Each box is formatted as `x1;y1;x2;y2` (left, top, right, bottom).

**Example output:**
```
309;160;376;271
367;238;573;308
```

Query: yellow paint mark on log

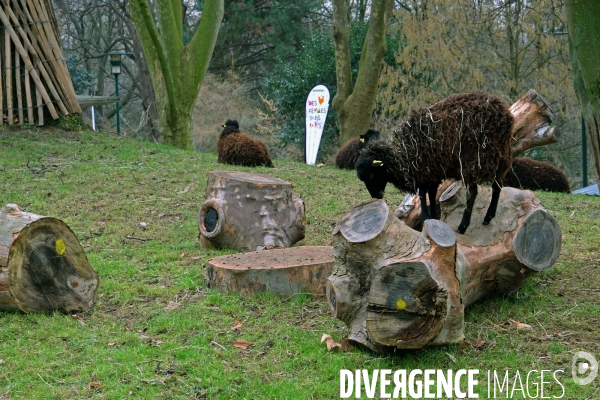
55;239;66;255
396;299;406;309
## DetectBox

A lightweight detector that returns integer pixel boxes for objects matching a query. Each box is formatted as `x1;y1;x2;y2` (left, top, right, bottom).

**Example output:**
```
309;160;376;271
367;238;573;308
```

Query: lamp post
109;52;123;134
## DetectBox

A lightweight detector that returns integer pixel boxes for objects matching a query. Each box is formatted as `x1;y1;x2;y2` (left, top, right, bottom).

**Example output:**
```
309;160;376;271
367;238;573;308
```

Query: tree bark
0;204;99;313
566;0;600;187
509;89;559;157
332;0;391;145
206;246;334;297
198;171;306;252
328;189;561;352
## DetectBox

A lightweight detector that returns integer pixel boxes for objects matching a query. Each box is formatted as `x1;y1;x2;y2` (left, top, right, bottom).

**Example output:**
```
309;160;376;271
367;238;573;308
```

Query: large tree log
510;89;558;157
0;204;99;313
207;246;334;297
198;171;306;252
328;189;561;352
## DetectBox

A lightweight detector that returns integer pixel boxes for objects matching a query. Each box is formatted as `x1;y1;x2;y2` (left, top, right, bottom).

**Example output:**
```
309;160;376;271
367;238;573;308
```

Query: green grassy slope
0;128;598;399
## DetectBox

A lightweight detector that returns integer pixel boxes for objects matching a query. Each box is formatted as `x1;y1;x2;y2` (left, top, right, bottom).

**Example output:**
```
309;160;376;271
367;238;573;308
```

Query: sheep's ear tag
360;138;365;143
373;160;384;167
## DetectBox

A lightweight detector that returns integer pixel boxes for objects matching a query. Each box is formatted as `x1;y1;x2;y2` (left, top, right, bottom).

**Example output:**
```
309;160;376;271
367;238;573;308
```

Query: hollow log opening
204;208;218;233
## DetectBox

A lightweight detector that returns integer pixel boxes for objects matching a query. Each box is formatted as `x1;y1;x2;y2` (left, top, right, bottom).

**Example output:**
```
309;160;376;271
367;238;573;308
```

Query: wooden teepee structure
0;0;80;126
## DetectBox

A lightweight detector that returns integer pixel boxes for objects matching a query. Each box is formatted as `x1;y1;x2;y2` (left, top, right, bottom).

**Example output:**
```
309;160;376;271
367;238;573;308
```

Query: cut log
510;89;558;157
199;171;306;252
0;204;99;313
440;183;561;306
207;246;334;297
328;189;561;352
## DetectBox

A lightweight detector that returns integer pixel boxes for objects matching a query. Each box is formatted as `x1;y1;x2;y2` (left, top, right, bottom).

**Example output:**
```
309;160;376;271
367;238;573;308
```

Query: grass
0;126;599;399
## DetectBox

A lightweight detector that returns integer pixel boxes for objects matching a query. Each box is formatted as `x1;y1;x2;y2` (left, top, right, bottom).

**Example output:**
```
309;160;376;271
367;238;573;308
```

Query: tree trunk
128;0;223;150
206;246;334;297
332;0;391;145
198;171;306;252
0;204;99;313
328;188;561;352
566;0;600;187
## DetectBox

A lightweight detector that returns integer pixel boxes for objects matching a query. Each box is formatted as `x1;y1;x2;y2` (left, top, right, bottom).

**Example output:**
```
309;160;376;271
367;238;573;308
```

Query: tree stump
206;246;334;297
328;191;561;352
0;204;99;313
198;171;306;252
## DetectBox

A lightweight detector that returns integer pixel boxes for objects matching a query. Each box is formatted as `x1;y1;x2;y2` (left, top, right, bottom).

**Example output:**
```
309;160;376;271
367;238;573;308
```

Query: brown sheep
504;157;570;193
335;129;381;169
217;120;274;168
356;91;514;233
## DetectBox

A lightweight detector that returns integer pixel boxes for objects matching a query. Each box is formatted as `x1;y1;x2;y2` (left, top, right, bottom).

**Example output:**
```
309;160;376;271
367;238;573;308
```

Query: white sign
305;85;330;165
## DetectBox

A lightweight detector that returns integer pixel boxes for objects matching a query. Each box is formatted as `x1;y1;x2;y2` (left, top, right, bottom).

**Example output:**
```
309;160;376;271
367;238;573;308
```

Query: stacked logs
327;185;561;352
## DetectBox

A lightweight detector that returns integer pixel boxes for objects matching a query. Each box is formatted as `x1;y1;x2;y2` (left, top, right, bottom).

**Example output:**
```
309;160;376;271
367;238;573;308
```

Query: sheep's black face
355;154;388;199
359;129;381;145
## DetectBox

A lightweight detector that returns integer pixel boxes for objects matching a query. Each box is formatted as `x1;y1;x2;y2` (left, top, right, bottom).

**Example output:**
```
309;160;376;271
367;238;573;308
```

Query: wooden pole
1;1;67;117
9;0;71;115
0;25;3;122
15;49;23;124
24;58;33;124
0;5;58;119
5;21;12;125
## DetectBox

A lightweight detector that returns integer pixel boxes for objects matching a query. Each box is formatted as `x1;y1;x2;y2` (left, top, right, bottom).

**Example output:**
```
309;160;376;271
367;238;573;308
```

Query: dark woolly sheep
356;91;514;233
335;129;381;169
217;120;274;168
504;157;570;193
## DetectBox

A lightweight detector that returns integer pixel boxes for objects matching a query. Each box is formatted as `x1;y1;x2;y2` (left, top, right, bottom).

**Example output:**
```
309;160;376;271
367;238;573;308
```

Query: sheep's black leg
427;184;438;219
418;186;430;226
458;183;478;234
483;180;502;225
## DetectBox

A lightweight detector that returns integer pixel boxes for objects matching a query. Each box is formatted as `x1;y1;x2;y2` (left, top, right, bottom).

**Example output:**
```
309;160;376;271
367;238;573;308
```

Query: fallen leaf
510;319;532;329
89;381;102;388
158;213;166;218
191;256;201;260
153;339;164;345
107;342;116;347
233;340;252;349
137;221;148;228
179;252;185;258
471;339;485;349
231;318;244;332
446;352;457;363
71;314;85;326
316;163;325;168
178;185;190;194
138;333;150;340
321;334;341;351
164;301;179;312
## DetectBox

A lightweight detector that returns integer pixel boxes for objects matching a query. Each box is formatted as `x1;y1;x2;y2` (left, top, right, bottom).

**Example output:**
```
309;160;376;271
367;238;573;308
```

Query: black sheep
504;157;570;193
335;129;381;169
217;120;274;168
356;91;514;233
